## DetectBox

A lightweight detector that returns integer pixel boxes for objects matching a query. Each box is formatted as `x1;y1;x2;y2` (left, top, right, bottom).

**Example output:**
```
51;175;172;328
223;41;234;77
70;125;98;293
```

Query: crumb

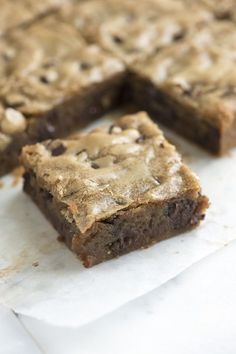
11;166;25;187
57;235;65;242
32;261;39;267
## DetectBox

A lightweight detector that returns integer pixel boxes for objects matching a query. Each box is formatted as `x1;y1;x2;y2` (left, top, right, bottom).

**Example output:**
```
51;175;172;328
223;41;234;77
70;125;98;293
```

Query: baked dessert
0;0;65;36
129;36;236;154
56;0;138;42
91;10;212;65
58;0;212;64
21;112;209;267
57;0;187;42
0;17;125;176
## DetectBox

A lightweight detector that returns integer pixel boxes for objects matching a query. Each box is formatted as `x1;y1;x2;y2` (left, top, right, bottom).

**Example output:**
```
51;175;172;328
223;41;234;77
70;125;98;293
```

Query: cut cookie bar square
0;17;125;176
21;112;209;267
129;30;236;154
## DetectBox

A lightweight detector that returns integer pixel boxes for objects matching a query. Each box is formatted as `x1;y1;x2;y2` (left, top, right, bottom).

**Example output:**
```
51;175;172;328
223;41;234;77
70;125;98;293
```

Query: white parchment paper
20;240;236;354
0;115;236;327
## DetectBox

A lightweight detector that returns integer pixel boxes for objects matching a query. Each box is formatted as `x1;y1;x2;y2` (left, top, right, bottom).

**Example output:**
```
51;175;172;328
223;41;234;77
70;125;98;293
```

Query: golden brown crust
21;112;202;234
57;0;212;65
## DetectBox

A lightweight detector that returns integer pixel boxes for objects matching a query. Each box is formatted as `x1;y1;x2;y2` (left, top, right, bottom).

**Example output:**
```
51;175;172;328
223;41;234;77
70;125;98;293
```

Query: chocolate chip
159;143;165;148
80;62;91;70
57;235;65;242
173;31;185;42
76;149;86;156
215;11;232;20
113;35;123;44
39;75;49;84
51;143;66;156
91;162;99;169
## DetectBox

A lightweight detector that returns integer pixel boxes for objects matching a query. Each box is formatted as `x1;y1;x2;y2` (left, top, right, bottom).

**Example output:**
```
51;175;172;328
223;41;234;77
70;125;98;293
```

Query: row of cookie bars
1;0;236;176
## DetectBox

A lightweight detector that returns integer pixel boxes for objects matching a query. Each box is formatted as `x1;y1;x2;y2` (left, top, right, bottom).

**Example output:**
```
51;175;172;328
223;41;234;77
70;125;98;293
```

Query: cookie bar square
0;17;125;176
21;112;209;267
129;28;236;154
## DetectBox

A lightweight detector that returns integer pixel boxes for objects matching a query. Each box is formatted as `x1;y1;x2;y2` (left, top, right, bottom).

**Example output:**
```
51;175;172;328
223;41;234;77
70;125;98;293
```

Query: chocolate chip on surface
51;143;66;156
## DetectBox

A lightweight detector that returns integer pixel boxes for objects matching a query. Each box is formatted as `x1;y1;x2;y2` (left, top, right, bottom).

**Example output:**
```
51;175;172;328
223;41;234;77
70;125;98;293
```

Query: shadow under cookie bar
21;112;209;267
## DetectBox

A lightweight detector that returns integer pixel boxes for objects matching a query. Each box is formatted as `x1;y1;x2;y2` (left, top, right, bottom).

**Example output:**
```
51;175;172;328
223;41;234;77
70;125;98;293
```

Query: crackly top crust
0;0;65;36
131;24;236;130
57;0;212;65
91;9;212;65
0;17;124;151
21;112;201;233
56;0;190;42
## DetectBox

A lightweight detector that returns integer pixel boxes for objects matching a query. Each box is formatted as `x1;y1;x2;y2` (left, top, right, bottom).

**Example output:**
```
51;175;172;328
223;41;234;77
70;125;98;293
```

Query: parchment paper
0;115;236;327
20;240;236;354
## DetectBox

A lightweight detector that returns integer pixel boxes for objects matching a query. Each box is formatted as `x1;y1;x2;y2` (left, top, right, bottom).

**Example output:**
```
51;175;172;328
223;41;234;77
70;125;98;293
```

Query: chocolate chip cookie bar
129;29;236;154
0;17;125;176
21;112;209;267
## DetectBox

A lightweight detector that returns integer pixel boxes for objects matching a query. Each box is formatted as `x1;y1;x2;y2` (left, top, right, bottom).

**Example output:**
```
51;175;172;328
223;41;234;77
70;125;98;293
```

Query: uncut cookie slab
0;17;125;176
21;112;209;268
0;0;65;36
130;26;236;154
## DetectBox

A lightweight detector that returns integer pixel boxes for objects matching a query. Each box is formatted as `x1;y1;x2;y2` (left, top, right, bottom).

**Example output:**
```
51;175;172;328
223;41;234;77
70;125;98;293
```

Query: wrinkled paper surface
0;115;236;327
